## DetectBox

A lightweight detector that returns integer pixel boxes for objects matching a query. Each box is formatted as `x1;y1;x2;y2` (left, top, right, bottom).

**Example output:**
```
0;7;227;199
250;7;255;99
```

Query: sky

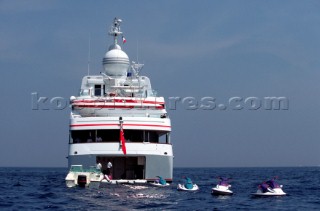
0;0;320;167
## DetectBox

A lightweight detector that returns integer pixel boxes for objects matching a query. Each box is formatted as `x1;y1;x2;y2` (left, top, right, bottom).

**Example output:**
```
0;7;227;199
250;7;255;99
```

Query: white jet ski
150;176;170;187
252;178;286;196
177;177;199;191
211;177;233;195
150;182;170;187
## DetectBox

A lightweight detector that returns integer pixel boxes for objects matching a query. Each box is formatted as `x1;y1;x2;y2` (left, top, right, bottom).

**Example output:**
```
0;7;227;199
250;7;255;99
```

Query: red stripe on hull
73;100;164;104
73;105;164;109
70;123;171;128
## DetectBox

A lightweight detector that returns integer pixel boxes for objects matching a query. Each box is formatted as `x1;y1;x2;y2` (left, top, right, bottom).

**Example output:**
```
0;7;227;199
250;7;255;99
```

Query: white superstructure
66;18;173;187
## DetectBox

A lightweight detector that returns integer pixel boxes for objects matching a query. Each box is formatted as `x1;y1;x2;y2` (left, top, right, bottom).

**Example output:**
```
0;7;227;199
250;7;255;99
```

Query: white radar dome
103;44;129;77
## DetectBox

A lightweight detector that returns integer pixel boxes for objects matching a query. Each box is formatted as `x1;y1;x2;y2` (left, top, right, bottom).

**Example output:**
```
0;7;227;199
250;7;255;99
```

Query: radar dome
102;44;129;77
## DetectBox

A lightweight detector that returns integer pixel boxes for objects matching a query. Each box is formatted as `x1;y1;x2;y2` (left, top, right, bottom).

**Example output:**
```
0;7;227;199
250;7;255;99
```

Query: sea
0;167;319;210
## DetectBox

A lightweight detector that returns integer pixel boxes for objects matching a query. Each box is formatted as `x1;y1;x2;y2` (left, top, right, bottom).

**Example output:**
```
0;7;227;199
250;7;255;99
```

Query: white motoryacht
65;18;173;187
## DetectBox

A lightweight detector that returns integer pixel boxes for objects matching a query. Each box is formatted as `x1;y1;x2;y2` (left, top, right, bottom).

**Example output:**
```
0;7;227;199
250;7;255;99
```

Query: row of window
80;85;157;98
70;129;170;144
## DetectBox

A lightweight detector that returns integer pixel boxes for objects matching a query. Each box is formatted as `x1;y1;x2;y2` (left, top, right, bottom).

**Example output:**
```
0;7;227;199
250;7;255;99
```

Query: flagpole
119;117;127;155
119;116;123;147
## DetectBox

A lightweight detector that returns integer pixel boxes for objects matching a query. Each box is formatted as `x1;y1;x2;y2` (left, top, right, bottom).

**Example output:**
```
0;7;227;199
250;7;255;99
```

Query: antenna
87;33;91;76
131;61;144;76
109;17;123;46
136;39;139;63
132;38;144;76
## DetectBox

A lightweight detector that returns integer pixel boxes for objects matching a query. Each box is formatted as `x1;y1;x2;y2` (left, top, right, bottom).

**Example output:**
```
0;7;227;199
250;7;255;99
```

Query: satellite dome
102;44;129;77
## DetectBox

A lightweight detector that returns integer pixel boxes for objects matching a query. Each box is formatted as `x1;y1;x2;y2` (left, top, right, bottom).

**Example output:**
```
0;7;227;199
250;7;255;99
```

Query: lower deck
68;153;173;182
97;156;145;180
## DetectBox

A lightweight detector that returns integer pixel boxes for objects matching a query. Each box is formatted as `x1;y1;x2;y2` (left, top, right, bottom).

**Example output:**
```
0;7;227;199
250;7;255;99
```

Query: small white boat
252;178;286;196
211;177;233;195
65;165;103;188
177;177;199;191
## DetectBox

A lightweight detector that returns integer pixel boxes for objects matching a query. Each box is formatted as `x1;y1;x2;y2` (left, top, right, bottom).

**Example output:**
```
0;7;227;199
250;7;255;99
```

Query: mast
108;17;123;46
103;17;129;78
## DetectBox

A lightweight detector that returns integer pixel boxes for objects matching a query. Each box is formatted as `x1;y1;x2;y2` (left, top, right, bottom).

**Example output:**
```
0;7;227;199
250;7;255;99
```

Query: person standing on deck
106;161;113;179
96;162;102;172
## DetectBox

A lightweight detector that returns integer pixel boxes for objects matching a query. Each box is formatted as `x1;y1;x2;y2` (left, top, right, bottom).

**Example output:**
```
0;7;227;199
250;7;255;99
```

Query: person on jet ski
259;182;270;193
266;177;280;189
184;177;194;189
218;177;230;186
156;176;166;185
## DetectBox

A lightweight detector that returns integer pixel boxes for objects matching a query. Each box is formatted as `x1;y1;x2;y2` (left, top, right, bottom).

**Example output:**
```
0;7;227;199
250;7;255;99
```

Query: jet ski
211;177;233;195
177;177;199;191
150;176;170;187
252;177;286;196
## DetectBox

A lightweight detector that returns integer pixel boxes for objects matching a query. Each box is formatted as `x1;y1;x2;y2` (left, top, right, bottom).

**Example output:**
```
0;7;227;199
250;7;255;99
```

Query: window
70;130;95;143
94;85;102;96
80;89;90;96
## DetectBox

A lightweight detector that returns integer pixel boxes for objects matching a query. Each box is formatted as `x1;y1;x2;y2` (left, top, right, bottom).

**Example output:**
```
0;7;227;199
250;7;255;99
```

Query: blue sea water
0;167;319;210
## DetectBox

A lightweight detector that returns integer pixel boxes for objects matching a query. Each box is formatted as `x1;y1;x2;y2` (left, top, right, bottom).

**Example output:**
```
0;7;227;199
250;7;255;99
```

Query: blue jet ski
177;177;199;191
150;176;170;187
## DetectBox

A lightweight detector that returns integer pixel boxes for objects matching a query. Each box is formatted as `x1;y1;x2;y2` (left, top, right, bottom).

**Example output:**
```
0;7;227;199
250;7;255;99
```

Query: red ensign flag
122;36;126;44
120;125;127;155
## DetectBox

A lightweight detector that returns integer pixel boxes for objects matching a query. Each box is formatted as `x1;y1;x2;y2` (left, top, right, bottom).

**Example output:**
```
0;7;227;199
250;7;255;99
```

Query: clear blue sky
0;0;319;167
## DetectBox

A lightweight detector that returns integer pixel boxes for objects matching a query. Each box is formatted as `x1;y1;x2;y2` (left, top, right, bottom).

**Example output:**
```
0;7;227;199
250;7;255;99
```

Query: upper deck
70;73;168;118
70;18;169;119
70;115;171;131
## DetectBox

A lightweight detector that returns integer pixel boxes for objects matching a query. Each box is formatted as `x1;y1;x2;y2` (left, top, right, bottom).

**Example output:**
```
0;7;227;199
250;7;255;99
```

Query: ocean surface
0;167;319;210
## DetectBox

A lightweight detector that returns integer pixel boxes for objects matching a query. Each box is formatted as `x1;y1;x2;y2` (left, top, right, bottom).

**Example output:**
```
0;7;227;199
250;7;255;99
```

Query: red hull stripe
70;123;171;128
73;105;164;109
73;100;164;104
